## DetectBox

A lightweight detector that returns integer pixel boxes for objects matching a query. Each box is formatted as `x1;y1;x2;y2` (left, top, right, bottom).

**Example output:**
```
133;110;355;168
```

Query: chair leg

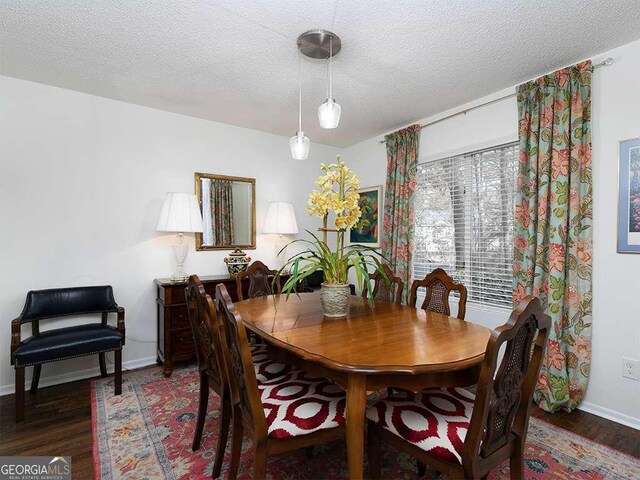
305;446;315;458
253;440;268;480
193;372;209;452
509;438;525;480
15;367;25;422
114;349;122;395
366;421;381;478
228;408;244;480
99;352;108;377
417;460;426;477
30;364;42;394
212;391;231;479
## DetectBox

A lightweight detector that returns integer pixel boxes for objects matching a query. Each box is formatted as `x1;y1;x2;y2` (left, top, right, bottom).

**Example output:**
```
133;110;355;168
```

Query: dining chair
409;268;468;319
215;284;347;480
362;263;404;304
366;295;550;480
186;276;296;478
185;275;230;478
236;260;281;301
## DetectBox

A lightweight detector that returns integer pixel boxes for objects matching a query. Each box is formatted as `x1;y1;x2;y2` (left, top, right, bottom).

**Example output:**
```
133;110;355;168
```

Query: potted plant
278;157;386;317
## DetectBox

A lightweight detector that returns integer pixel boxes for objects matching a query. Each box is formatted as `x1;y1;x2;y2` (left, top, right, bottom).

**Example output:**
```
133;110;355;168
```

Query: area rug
92;365;640;479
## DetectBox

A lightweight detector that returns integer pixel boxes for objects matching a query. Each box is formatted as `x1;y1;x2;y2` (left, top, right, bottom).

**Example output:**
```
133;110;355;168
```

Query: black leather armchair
10;286;125;421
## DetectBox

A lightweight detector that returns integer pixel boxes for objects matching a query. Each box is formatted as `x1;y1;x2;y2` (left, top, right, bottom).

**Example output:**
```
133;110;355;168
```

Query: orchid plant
278;157;386;300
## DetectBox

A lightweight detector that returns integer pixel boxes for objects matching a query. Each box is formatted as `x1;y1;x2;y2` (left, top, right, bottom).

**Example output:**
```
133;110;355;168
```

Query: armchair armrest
116;306;125;337
11;317;22;362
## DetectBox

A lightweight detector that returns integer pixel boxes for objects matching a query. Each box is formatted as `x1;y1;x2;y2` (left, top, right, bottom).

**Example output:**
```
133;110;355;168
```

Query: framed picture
349;186;382;247
617;137;640;253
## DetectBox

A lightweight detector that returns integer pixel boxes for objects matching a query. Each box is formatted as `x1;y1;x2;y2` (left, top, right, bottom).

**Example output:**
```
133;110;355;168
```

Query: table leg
346;373;367;480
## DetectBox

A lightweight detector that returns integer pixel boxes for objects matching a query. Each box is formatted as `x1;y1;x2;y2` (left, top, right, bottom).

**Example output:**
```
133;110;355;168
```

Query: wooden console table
154;274;288;377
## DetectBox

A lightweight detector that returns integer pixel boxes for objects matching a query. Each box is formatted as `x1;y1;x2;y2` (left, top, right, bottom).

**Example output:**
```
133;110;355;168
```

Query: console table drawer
172;328;195;354
169;306;190;330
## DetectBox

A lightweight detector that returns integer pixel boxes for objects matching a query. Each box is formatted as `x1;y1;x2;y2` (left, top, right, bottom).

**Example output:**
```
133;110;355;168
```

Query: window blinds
413;142;518;308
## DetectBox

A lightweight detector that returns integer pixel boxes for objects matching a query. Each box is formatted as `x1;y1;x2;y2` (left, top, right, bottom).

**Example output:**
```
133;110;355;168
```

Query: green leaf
548;374;568;402
553;207;566;218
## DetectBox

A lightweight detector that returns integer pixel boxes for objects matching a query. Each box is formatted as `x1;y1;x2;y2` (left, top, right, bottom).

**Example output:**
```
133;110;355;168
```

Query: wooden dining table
234;292;492;480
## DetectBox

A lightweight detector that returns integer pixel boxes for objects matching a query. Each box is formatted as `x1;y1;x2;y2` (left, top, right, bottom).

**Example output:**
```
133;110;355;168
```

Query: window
413;142;518;309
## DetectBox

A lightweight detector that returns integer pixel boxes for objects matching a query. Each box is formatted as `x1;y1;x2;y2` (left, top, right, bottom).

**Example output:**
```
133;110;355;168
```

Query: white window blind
413;142;518;309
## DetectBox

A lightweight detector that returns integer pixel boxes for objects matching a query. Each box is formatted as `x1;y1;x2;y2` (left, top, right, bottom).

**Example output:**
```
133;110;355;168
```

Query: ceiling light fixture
290;55;310;160
291;29;342;159
318;35;341;129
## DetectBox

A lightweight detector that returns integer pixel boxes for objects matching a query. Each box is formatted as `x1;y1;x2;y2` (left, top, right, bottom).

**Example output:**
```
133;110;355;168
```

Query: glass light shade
263;202;299;234
290;131;310;160
318;98;341;129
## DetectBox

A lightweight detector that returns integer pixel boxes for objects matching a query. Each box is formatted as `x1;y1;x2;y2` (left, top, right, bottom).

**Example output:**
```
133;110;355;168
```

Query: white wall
343;39;640;427
0;75;340;393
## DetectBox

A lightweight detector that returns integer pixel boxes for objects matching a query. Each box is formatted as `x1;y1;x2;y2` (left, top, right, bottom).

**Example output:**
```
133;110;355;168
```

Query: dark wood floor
0;371;638;480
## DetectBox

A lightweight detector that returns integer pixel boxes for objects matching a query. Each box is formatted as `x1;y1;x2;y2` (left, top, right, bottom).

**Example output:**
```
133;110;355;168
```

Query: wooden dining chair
409;268;468;319
362;263;404;304
235;260;281;301
215;284;347;480
366;296;550;480
186;276;299;477
185;275;230;478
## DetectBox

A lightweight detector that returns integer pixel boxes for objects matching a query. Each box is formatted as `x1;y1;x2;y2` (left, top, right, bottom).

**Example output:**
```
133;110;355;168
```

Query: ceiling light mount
297;29;341;59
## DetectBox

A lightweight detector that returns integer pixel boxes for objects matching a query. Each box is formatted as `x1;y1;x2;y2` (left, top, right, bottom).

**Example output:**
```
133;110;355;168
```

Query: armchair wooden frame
410;268;468;319
361;263;404;305
367;296;550;480
235;260;281;301
215;284;346;480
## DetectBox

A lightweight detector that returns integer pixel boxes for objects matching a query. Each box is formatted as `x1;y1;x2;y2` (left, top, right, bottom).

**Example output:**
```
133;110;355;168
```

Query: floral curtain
513;61;593;412
382;124;421;304
211;179;234;246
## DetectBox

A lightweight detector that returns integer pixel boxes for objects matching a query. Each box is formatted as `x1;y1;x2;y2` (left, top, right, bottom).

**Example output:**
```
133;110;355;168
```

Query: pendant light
318;37;341;129
290;55;310;160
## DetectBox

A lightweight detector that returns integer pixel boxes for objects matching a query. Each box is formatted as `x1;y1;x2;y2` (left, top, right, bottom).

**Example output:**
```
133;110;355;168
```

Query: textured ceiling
2;1;640;147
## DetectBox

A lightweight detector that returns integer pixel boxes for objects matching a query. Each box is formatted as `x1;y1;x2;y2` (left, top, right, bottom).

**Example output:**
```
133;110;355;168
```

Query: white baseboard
577;401;640;430
0;356;157;397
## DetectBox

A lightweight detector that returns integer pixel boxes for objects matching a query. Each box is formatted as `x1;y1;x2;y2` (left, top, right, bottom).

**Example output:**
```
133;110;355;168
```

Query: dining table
234;292;492;480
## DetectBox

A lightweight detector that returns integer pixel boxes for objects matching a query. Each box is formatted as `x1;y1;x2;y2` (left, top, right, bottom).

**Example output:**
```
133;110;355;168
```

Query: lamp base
170;273;189;283
171;233;189;283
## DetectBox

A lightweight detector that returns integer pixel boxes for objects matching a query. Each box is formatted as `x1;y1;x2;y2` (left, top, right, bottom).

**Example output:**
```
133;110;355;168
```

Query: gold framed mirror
194;172;256;251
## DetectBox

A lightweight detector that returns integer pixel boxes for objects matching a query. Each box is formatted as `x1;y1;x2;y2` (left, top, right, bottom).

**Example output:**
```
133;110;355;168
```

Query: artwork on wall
618;137;640;253
348;186;382;247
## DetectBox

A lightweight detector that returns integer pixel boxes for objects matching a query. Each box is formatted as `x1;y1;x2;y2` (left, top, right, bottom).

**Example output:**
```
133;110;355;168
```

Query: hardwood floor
0;372;638;480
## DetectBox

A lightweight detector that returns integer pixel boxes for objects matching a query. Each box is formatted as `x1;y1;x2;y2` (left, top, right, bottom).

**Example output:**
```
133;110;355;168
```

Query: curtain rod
377;57;614;144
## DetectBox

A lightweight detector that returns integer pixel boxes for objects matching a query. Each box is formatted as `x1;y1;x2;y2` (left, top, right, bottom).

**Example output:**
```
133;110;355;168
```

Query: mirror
194;172;256;250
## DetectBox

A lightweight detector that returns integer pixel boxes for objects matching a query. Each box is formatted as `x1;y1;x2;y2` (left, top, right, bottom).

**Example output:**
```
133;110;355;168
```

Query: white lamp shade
156;193;204;233
290;131;310;160
318;98;341;129
263;202;299;235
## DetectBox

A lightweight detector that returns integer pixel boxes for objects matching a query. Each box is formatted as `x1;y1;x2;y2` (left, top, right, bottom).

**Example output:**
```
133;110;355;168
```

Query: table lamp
263;201;299;269
157;192;204;282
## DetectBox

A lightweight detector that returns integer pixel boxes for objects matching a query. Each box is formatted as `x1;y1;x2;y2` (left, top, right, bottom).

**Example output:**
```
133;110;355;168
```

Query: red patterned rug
91;365;639;479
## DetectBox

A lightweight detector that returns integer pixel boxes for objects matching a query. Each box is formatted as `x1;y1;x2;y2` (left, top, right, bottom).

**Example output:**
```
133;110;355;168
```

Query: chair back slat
236;261;280;301
215;284;267;435
464;296;550;462
409;268;468;319
185;276;226;386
